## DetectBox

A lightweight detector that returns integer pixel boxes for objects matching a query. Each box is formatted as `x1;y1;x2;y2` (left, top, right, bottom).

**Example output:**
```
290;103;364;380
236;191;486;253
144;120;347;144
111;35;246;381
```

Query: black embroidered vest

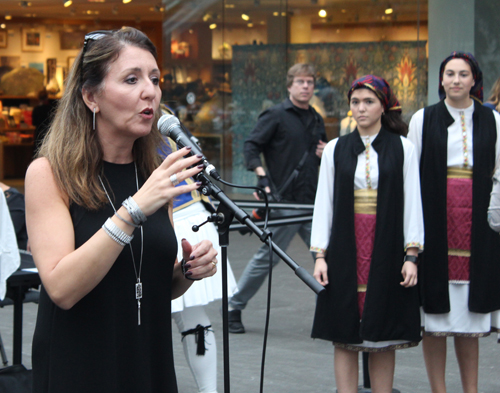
419;100;500;313
311;128;420;343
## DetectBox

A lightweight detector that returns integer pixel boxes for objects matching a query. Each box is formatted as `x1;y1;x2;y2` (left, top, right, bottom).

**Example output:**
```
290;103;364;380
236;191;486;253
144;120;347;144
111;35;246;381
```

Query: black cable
260;233;273;393
217;178;271;230
214;177;276;393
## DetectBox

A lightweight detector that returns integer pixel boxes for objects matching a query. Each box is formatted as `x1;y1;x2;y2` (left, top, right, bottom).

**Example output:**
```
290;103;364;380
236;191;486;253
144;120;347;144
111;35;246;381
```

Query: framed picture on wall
60;31;85;50
0;31;7;48
22;27;44;52
47;58;57;83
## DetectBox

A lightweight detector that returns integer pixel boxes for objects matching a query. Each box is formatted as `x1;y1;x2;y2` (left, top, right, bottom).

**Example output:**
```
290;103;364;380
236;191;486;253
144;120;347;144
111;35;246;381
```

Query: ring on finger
211;259;217;267
170;173;180;186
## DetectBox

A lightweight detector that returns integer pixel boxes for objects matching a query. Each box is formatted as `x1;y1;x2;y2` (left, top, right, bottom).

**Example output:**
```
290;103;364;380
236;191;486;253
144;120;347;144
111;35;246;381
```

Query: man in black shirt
228;63;327;333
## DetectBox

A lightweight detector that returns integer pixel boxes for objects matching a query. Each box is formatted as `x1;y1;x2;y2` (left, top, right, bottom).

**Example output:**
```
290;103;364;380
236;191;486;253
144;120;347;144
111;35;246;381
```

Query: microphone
157;114;221;180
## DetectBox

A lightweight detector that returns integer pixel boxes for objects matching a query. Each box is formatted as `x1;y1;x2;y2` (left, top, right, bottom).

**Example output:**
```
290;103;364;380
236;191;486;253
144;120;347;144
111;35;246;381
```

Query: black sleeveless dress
32;162;179;393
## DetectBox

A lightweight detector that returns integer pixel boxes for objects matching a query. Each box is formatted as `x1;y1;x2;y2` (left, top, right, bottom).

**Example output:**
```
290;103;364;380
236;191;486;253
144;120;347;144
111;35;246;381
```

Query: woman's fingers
133;148;204;216
400;262;418;287
182;240;218;280
313;259;329;286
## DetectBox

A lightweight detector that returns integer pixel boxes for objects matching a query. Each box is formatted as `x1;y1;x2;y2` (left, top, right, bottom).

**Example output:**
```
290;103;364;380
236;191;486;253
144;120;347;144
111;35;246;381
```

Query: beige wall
211;23;428;60
211;26;268;59
311;25;428;43
0;25;80;92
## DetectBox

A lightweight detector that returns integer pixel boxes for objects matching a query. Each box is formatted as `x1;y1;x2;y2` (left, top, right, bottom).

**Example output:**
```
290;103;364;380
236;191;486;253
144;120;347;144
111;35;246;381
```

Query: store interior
0;0;428;186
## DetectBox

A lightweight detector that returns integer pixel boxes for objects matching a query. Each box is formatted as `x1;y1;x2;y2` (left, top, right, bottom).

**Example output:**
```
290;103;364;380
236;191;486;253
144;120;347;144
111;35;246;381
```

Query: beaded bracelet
122;196;147;226
102;218;134;246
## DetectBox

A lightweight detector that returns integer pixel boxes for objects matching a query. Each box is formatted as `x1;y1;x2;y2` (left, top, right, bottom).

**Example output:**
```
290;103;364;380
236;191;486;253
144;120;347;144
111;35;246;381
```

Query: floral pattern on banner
231;41;428;189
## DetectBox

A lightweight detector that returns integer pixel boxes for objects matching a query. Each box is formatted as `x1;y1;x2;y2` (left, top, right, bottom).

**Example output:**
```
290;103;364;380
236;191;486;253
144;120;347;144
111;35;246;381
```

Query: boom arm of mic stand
196;174;325;295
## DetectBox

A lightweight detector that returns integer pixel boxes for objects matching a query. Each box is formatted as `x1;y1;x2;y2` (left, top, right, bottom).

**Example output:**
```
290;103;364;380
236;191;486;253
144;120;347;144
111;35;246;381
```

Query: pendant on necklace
136;280;143;326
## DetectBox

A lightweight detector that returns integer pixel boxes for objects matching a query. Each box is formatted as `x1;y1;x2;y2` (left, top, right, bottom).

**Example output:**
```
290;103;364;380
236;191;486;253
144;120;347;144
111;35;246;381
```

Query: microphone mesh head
157;114;180;136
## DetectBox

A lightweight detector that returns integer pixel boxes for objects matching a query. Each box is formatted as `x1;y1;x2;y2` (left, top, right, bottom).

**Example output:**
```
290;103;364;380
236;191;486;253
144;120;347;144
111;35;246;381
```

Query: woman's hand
181;238;218;280
400;261;418;287
171;238;218;299
313;258;329;286
133;147;204;217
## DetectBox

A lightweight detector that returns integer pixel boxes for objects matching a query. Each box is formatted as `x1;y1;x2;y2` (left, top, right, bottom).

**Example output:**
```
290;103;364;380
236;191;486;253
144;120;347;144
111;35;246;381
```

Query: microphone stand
192;172;325;393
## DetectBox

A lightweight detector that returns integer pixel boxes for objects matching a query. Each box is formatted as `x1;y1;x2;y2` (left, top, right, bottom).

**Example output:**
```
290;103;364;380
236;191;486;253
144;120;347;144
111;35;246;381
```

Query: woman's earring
93;107;96;131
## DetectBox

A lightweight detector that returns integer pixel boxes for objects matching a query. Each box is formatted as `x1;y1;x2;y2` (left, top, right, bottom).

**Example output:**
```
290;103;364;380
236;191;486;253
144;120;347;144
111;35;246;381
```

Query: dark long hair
39;27;163;210
382;111;408;137
350;86;408;137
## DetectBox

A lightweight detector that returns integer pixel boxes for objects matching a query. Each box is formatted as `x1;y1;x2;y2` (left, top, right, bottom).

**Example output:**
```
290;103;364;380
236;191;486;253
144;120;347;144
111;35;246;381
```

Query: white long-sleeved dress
408;101;500;336
310;133;424;254
310;132;424;348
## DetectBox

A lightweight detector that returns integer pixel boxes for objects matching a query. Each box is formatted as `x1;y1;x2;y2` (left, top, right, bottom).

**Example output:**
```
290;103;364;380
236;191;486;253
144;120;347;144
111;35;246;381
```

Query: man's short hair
286;63;316;88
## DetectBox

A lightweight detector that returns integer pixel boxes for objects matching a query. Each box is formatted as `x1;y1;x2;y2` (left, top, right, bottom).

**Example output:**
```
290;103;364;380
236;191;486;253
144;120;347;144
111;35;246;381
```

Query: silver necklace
98;163;144;326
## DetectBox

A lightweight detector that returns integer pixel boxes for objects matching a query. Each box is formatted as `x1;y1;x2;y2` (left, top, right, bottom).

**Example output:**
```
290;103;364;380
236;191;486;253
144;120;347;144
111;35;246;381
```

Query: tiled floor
1;232;499;392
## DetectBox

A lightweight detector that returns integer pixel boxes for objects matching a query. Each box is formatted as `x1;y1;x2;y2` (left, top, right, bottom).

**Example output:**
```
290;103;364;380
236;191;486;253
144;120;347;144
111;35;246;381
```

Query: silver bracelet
102;218;134;246
122;196;147;226
115;211;140;228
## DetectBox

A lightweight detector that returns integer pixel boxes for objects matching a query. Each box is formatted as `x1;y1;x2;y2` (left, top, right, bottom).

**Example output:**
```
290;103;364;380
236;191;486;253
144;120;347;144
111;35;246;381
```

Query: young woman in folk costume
408;51;500;393
311;75;424;393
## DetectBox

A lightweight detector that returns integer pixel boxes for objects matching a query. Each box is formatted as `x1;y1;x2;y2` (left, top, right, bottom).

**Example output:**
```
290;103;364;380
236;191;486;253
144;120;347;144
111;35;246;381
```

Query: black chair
0;289;39;366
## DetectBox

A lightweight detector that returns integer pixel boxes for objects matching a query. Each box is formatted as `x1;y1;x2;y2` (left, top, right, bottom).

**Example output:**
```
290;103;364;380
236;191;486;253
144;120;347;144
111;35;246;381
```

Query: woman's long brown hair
38;27;163;210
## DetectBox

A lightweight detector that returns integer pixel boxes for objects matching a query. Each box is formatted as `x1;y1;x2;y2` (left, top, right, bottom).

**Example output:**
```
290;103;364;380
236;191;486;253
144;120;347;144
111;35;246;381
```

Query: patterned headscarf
438;51;483;102
347;75;401;113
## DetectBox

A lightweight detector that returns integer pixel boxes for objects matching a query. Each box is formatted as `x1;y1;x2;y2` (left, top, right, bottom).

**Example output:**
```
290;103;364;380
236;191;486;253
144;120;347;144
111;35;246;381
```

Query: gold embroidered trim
332;341;419;352
357;284;367;292
405;242;424;251
354;189;377;215
447;167;472;179
422;330;491;338
448;248;471;257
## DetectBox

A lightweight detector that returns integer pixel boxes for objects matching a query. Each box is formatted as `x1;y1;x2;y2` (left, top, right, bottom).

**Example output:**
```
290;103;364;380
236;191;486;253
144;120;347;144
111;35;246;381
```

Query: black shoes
228;310;245;334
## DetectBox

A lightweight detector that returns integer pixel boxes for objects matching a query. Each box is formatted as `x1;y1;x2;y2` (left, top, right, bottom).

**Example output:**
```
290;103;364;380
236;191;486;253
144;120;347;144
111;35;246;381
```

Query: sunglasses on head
80;30;114;87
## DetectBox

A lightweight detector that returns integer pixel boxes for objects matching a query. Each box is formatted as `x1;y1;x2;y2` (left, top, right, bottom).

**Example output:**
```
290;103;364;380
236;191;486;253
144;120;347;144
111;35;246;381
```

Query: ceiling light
123;0;132;4
5;15;12;20
209;23;217;30
247;22;253;27
385;5;393;14
225;4;235;8
318;9;327;18
241;14;250;21
273;11;279;16
0;24;5;29
202;13;211;21
64;0;72;7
